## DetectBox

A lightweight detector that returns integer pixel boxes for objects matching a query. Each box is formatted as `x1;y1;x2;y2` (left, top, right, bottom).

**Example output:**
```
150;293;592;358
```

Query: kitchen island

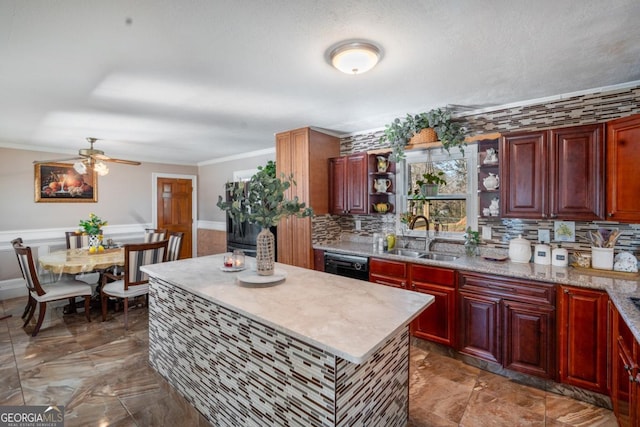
141;254;433;427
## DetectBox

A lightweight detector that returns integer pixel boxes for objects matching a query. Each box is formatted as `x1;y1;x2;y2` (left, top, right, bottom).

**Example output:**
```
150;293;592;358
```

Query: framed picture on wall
34;162;98;202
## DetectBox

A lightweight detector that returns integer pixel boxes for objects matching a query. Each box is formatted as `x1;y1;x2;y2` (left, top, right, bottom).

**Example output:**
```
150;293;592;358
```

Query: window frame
397;143;478;241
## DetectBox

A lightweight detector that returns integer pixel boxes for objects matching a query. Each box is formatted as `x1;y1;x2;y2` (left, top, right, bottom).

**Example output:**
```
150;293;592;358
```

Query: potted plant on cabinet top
216;162;313;276
379;108;467;162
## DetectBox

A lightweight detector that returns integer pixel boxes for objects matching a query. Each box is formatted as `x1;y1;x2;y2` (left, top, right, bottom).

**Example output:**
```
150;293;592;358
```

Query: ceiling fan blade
92;153;140;165
103;157;141;166
33;156;83;164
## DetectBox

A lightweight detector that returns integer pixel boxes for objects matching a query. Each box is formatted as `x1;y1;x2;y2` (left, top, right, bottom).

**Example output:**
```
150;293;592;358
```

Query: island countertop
141;254;433;364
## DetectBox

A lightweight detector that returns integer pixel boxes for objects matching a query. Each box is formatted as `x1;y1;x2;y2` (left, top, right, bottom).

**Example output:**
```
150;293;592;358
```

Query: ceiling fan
34;137;141;176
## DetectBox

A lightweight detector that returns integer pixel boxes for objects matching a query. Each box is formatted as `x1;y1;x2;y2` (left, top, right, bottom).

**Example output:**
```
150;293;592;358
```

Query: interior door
156;177;193;259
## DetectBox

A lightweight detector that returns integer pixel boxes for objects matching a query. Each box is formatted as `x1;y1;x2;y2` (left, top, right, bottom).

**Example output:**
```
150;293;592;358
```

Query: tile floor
0;296;618;426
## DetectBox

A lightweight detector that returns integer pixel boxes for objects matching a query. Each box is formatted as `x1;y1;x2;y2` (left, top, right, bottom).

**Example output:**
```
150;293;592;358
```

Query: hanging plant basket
421;184;439;197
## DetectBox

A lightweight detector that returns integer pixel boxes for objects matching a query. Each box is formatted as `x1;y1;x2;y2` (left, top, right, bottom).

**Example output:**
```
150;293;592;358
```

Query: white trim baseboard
197;220;226;231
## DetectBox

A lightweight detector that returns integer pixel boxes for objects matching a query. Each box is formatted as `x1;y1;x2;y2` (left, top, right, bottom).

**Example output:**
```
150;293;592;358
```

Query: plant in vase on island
217;162;313;275
78;213;107;253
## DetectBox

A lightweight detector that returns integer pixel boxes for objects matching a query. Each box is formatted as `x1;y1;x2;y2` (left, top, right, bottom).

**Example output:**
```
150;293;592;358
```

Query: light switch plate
355;220;361;231
482;226;492;240
538;229;550;243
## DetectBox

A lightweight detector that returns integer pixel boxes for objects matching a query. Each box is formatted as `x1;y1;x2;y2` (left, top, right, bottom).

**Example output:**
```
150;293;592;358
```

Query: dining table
38;247;125;313
38;247;125;277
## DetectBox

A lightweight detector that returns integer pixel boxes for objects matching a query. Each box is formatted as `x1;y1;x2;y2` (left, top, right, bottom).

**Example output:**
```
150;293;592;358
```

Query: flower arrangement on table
78;213;107;253
78;213;107;235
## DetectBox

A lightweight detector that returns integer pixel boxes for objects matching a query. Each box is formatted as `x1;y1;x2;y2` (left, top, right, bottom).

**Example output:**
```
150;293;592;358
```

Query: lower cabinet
557;285;609;394
611;301;640;426
369;257;408;288
409;264;456;347
458;271;556;379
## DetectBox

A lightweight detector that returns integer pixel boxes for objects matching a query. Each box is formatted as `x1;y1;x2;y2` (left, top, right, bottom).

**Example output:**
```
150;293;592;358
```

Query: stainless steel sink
386;248;424;258
420;252;459;261
386;248;459;261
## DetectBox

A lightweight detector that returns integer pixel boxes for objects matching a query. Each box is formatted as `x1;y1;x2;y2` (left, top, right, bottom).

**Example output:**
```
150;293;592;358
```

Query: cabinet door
607;114;640;222
329;157;347;214
410;265;456;347
500;131;547;218
503;300;555;379
611;303;636;426
369;258;407;288
346;153;368;214
557;286;608;393
549;124;604;220
458;290;501;363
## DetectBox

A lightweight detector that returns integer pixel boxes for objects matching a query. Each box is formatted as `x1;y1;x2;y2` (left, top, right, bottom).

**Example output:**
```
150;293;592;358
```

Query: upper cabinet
500;124;604;220
606;114;640;222
329;152;368;215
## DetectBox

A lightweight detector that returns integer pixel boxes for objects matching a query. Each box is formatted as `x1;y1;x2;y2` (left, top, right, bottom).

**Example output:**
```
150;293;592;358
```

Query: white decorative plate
219;265;246;272
236;269;287;285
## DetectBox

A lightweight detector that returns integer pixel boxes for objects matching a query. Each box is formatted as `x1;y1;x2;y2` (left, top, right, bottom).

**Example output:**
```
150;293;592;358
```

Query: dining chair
100;239;168;330
64;231;101;286
13;244;92;337
11;237;32;320
166;231;184;262
65;230;103;249
144;228;168;243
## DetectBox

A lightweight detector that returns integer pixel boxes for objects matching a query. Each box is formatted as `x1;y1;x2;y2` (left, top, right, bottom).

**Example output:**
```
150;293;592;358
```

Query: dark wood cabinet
610;301;639;426
557;286;608;394
367;152;395;214
409;264;456;347
313;249;325;272
458;271;556;379
503;299;555;378
459;289;502;363
500;124;604;220
369;257;407;288
606;113;640;222
329;152;368;215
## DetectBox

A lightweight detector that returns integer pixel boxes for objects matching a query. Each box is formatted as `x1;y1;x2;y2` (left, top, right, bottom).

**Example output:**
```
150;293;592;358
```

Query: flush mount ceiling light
328;41;382;75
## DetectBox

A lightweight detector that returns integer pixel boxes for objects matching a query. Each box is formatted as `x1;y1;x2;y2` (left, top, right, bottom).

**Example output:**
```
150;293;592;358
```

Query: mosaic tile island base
141;254;433;426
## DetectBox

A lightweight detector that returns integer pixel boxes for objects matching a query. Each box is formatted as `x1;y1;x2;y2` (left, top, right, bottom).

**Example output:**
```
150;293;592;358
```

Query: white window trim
397;144;478;241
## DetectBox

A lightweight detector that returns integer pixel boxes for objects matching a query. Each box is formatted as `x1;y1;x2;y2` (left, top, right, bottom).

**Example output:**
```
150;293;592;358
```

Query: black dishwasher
324;252;369;281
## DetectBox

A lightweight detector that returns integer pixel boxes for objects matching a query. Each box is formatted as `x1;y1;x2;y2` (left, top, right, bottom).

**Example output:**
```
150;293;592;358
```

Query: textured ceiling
1;0;639;165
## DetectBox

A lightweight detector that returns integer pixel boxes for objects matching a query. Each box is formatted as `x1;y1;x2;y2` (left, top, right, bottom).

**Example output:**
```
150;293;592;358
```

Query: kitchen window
399;144;478;238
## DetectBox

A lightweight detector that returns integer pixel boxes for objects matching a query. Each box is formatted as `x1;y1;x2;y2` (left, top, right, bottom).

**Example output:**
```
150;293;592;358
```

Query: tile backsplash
312;83;640;258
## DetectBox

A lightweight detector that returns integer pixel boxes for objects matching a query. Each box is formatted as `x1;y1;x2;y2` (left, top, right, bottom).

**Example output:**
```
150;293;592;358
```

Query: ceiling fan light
329;42;381;75
73;161;87;174
94;161;109;176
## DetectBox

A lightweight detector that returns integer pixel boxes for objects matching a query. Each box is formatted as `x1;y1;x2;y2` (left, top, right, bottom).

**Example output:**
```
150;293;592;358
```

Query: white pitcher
374;178;391;193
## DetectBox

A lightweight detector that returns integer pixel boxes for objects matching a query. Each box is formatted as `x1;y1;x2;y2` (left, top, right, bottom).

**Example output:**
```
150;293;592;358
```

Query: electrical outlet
355;220;361;231
482;226;492;240
538;229;550;243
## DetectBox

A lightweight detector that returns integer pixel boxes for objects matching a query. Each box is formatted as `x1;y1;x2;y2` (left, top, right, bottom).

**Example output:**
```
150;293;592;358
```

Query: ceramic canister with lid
534;243;551;265
509;235;532;263
552;245;569;267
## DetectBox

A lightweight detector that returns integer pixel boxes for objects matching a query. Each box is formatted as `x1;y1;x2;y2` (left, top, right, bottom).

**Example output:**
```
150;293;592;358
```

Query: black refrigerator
225;182;276;259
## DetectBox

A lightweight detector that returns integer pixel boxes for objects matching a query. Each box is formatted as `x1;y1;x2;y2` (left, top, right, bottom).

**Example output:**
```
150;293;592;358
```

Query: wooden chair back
123;240;168;290
13;245;46;297
167;232;184;261
144;228;168;243
11;237;25;278
65;231;102;249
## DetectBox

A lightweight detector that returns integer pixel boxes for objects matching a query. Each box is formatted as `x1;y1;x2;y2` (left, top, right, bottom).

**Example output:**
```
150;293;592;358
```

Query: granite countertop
141;254;433;364
315;240;640;345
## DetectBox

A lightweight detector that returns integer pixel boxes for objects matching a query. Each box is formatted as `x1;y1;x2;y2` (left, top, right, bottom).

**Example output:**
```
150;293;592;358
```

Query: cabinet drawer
370;258;408;279
411;264;455;287
459;271;555;306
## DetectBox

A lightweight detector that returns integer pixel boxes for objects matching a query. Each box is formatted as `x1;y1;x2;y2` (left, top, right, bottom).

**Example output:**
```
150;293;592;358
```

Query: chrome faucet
409;215;434;252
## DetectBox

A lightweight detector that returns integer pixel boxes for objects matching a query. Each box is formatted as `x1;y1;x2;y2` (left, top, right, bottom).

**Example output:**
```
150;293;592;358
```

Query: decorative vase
465;242;479;257
421;184;439;197
256;228;275;276
88;234;101;252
